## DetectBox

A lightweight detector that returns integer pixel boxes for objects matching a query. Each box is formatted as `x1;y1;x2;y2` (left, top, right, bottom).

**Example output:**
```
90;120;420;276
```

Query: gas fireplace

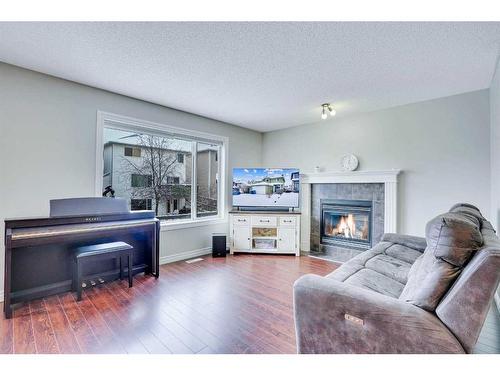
320;199;373;250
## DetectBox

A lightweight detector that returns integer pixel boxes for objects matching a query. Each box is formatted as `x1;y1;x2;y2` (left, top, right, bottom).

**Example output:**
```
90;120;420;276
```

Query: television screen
232;168;300;208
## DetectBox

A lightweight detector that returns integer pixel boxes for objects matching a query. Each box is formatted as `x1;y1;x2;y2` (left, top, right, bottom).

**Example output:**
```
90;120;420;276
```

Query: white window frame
95;111;228;230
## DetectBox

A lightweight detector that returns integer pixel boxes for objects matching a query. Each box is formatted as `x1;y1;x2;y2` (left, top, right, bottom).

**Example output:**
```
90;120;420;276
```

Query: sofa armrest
293;274;464;353
381;233;427;252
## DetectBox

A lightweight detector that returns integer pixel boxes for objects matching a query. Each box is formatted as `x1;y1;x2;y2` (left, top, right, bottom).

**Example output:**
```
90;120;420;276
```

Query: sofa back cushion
399;212;483;311
448;203;483;229
427;212;483;266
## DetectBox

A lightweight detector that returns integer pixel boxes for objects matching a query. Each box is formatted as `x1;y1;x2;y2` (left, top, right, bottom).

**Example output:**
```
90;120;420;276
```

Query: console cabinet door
278;227;296;252
233;225;251;250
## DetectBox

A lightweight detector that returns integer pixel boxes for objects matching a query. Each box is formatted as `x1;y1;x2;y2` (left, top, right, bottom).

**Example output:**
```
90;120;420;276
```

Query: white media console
229;211;301;256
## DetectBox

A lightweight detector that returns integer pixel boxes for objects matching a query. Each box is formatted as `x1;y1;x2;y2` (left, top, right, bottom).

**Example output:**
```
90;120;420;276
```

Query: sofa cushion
426;212;483;266
326;240;418;298
380;233;427;252
342;268;405;298
449;203;482;216
482;220;496;233
384;244;422;264
365;254;412;284
399;252;462;311
399;212;483;311
448;203;483;229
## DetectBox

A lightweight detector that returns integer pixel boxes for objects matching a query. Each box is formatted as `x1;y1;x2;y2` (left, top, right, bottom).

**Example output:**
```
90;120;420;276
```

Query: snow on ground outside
233;192;299;207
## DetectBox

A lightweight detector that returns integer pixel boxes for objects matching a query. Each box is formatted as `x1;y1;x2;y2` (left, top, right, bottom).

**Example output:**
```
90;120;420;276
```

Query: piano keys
3;197;160;318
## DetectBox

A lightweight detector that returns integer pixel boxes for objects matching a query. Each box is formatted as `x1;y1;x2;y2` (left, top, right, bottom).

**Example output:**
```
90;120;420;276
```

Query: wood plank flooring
474;303;500;354
0;254;336;354
0;253;498;354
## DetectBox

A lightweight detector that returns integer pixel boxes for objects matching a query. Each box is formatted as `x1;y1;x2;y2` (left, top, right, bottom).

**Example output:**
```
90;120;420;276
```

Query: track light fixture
321;103;336;120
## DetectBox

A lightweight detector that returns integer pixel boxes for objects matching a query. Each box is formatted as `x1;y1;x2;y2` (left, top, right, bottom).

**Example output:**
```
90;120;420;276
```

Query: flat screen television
232;168;300;208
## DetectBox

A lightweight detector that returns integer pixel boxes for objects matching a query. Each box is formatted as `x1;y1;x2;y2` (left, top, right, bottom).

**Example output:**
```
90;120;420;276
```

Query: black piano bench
73;241;134;301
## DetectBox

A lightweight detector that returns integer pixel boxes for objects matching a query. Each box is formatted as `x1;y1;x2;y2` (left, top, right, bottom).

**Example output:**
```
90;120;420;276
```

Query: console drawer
233;216;250;226
279;216;296;227
251;216;277;226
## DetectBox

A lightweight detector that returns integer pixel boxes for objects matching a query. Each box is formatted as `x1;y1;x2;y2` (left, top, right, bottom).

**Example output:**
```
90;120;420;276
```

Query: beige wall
0;62;263;296
0;60;496;301
262;90;491;237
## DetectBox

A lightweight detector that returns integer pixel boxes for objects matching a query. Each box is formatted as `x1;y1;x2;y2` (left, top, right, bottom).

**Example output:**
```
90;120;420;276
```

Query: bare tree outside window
103;129;193;220
122;134;191;217
103;126;221;222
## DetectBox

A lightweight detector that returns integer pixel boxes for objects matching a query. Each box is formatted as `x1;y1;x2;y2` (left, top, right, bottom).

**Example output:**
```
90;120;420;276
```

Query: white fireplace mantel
299;169;401;252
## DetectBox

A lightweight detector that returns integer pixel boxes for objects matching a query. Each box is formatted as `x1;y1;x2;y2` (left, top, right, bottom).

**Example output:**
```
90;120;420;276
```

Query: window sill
160;217;227;231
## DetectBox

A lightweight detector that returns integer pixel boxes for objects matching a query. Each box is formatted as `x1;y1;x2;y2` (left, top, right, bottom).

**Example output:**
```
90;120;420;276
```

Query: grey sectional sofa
293;203;500;353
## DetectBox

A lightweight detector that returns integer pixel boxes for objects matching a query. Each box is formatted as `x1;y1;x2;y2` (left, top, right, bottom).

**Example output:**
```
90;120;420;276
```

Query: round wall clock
340;154;359;171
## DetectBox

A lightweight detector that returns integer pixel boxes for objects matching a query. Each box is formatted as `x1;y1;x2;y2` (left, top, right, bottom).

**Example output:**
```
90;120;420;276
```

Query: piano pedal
81;282;87;288
98;278;105;284
90;280;97;287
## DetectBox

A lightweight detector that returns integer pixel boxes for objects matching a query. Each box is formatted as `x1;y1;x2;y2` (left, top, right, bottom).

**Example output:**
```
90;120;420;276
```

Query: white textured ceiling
1;22;500;132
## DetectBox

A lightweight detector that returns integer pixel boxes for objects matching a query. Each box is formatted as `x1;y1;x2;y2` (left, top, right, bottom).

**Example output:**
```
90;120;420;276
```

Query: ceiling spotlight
328;105;336;117
321;103;335;120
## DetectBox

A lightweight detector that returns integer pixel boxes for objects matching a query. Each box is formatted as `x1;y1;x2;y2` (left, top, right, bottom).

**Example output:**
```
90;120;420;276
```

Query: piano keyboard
10;219;156;240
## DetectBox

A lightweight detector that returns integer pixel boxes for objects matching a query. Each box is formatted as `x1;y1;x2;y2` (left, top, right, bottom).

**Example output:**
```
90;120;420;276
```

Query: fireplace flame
337;214;356;238
323;210;369;241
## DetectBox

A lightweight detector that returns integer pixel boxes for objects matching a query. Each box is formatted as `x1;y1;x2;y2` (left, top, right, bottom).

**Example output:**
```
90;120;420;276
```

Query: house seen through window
167;176;180;184
102;126;221;222
131;174;152;188
130;198;152;211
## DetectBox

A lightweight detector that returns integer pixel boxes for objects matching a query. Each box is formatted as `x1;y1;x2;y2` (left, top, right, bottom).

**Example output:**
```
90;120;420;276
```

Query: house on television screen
249;176;285;195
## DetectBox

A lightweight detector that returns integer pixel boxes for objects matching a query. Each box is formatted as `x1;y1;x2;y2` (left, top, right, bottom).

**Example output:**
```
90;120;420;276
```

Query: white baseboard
159;247;212;265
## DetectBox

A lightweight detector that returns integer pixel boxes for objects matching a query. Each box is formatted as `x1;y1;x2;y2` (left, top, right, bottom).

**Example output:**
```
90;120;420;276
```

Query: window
196;142;220;218
167;176;180;185
131;198;152;211
99;112;226;225
106;129;192;221
124;146;141;157
131;174;152;188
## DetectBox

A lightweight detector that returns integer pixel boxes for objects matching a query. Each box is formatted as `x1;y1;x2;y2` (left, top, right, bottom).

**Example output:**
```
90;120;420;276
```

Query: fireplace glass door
321;199;372;250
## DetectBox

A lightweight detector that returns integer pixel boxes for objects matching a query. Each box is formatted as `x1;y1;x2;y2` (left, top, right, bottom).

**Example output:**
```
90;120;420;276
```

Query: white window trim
95;111;228;230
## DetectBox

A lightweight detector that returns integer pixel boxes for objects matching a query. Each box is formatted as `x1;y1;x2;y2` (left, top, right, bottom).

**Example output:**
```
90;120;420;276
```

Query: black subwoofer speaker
212;233;227;257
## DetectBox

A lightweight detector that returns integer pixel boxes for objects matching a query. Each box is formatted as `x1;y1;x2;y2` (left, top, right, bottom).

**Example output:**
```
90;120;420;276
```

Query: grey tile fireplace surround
310;183;385;263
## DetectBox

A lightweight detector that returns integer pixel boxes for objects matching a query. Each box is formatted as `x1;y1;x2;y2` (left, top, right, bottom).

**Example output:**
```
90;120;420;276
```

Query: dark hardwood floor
0;254;336;354
1;253;498;354
474;303;500;354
